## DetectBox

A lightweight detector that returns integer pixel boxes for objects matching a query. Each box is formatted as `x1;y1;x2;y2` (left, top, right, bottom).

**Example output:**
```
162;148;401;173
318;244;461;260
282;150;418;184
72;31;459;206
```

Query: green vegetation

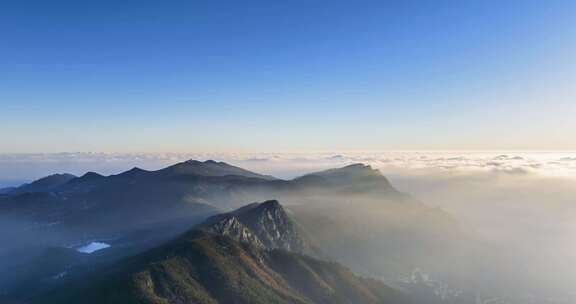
34;231;409;304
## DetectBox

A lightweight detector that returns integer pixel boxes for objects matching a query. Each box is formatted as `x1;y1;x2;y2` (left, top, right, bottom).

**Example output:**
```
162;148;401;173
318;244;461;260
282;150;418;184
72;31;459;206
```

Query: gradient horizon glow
2;0;576;152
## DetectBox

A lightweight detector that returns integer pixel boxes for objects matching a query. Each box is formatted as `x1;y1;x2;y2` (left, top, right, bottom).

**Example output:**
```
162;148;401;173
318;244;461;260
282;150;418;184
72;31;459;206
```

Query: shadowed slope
33;231;410;304
7;174;76;195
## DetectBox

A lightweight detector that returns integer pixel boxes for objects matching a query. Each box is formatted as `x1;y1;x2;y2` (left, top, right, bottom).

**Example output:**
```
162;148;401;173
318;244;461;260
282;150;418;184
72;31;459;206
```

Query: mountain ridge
0;160;460;303
198;200;321;257
7;173;77;195
156;159;278;180
28;201;411;304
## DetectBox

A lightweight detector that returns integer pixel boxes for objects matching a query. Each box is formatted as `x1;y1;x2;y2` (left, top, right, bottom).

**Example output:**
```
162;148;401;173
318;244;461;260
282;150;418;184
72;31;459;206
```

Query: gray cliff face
240;200;305;252
199;200;318;256
201;216;265;248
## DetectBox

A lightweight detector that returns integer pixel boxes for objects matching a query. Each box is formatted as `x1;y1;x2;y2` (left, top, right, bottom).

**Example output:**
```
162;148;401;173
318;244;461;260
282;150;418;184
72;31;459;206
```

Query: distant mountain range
0;160;465;303
0;160;407;244
2;173;76;195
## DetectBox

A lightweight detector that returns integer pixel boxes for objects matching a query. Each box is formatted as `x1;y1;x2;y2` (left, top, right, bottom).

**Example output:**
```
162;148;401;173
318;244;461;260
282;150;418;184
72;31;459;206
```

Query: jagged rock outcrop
198;200;320;257
201;216;265;248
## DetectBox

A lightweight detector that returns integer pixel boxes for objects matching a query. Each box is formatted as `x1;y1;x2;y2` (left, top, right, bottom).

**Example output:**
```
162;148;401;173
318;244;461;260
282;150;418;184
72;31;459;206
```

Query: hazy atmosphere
1;1;575;304
2;152;576;303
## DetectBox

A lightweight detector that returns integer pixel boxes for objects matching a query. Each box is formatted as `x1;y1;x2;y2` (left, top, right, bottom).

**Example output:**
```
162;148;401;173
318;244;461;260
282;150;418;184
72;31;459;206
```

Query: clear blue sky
1;0;575;152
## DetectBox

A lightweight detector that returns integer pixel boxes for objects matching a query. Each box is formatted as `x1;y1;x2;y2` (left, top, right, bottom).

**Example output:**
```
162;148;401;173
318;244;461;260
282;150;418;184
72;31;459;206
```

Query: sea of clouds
1;151;576;185
3;151;575;252
2;151;576;301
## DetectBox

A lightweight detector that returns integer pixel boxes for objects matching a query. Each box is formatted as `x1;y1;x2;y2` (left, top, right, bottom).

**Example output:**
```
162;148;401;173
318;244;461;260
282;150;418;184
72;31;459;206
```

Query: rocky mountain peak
202;216;265;248
252;199;282;212
198;200;318;256
160;159;277;180
342;163;378;171
116;167;149;177
79;171;104;179
299;163;388;184
323;163;381;176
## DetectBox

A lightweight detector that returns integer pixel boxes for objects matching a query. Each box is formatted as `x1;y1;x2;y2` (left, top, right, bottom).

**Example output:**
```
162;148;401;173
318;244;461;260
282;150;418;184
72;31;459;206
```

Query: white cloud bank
1;151;576;185
2;151;576;301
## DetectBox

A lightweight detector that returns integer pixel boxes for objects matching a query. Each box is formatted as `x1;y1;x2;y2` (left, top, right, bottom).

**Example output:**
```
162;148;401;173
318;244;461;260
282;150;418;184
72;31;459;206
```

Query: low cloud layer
2;152;576;302
1;151;576;186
